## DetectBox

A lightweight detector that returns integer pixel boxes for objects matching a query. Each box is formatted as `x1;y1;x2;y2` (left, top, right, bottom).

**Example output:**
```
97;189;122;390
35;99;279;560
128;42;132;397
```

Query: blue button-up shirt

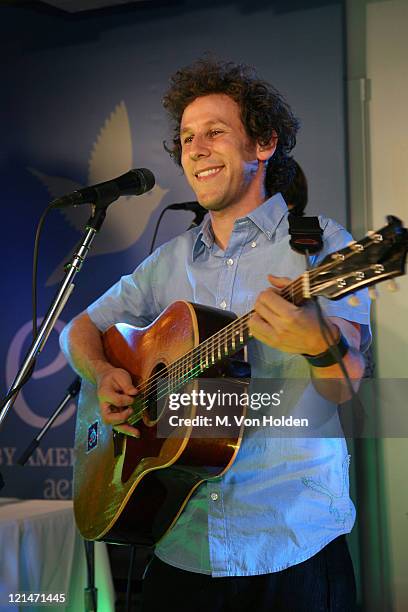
87;194;371;576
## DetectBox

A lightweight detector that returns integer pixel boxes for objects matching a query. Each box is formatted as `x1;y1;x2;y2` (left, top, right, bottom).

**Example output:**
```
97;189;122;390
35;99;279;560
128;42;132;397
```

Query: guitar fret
196;351;203;374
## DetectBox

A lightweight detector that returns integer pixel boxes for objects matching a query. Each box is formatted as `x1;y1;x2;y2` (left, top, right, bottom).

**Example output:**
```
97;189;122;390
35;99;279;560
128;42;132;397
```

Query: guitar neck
165;274;309;389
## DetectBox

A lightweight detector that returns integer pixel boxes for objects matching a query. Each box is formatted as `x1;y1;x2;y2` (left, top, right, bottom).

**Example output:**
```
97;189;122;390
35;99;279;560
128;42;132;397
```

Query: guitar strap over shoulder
288;213;323;255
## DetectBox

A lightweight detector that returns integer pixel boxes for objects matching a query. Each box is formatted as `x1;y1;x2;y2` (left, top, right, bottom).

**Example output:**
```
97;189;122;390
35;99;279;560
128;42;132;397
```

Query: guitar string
129;298;294;423
130;275;307;396
127;276;311;418
146;277;301;376
128;290;296;423
159;236;383;394
125;242;374;423
127;312;253;423
152;237;381;394
129;284;302;422
124;234;387;424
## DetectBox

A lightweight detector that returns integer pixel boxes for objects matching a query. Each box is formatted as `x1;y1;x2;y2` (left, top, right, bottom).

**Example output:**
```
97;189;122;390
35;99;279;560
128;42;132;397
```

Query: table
0;499;115;611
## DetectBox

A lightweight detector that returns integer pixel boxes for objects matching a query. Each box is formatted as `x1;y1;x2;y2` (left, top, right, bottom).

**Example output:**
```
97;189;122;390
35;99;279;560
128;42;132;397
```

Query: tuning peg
347;241;364;251
348;295;361;307
366;230;383;243
386;279;399;292
368;287;378;300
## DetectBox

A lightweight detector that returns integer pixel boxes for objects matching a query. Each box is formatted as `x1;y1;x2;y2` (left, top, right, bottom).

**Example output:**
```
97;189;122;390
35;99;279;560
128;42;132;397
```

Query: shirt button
210;493;218;501
226;258;234;266
251;241;257;248
220;300;227;310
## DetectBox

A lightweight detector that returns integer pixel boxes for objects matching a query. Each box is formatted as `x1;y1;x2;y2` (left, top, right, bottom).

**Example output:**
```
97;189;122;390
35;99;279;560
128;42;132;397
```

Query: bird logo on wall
31;100;169;285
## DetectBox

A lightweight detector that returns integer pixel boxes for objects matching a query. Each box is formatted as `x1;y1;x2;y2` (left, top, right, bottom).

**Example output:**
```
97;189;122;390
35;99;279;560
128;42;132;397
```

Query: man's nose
189;134;210;161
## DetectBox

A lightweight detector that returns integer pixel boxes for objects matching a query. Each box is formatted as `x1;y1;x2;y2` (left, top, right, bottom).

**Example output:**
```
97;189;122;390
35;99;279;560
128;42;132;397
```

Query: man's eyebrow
180;120;229;135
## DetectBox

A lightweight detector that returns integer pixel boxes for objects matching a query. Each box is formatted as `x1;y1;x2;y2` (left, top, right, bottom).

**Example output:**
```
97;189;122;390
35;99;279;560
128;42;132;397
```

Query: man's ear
256;130;278;162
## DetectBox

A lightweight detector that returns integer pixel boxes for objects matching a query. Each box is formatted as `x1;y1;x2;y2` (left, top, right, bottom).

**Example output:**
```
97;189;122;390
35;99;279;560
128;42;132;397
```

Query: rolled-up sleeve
87;250;161;332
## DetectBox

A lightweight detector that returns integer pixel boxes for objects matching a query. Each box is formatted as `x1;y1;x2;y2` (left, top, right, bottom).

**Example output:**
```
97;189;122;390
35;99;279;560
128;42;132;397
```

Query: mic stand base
84;540;98;612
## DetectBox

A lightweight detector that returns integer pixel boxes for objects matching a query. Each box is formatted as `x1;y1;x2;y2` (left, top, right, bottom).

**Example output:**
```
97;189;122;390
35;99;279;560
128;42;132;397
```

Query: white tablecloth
0;499;115;611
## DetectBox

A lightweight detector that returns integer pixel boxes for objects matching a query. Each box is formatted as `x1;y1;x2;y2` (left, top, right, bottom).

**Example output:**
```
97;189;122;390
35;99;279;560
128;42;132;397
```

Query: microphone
51;168;155;209
149;200;208;253
167;201;204;213
167;200;208;228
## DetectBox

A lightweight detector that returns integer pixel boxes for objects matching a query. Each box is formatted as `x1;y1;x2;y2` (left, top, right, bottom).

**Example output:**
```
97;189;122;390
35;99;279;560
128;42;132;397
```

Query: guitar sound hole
143;363;167;426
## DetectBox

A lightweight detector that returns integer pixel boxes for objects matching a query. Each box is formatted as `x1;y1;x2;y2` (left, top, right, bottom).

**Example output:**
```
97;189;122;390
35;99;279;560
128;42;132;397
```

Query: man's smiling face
180;93;261;211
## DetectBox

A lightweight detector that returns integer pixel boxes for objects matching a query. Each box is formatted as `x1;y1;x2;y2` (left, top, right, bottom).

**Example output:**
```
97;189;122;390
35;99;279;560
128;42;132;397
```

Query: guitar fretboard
133;272;310;411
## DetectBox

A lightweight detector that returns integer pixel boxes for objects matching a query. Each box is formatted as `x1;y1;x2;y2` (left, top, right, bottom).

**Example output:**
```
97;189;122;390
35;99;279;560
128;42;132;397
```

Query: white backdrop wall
366;1;408;610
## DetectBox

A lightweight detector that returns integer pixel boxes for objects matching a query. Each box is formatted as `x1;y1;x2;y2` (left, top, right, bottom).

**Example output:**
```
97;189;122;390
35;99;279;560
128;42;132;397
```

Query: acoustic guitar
73;215;407;545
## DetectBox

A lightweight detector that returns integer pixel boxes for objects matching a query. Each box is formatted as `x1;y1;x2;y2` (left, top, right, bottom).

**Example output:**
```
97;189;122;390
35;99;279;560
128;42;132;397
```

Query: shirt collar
246;192;288;237
192;193;288;261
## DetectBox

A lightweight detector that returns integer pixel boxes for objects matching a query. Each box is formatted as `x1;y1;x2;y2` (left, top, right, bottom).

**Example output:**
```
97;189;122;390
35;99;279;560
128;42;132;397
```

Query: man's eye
183;135;193;144
209;129;222;137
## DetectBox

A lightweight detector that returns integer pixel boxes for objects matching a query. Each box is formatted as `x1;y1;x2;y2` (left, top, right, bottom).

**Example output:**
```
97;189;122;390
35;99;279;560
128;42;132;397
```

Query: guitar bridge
112;430;124;457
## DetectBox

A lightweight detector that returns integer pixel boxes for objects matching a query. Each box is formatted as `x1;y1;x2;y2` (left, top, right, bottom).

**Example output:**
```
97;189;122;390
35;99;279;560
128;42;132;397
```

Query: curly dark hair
162;58;300;196
281;160;308;216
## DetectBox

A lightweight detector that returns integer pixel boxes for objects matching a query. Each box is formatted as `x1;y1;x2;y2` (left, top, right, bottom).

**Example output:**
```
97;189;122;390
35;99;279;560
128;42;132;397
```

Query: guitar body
73;301;246;545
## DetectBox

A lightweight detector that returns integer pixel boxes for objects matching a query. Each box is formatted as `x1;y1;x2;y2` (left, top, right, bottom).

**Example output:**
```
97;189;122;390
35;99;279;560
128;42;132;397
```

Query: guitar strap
288;213;323;255
287;213;367;436
220;216;324;379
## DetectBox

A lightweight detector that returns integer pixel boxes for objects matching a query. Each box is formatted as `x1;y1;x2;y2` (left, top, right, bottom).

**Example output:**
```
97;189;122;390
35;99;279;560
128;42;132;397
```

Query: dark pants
141;536;356;612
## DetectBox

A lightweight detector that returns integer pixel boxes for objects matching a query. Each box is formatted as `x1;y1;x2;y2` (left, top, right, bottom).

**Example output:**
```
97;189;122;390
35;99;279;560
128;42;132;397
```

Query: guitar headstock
310;216;408;300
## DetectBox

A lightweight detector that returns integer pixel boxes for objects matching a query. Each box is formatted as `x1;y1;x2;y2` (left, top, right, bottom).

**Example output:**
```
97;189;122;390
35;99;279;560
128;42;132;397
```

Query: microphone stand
149;201;208;254
0;203;113;605
17;377;81;466
0;205;108;429
84;540;98;612
16;376;97;612
0;203;112;607
0;197;207;599
187;207;207;229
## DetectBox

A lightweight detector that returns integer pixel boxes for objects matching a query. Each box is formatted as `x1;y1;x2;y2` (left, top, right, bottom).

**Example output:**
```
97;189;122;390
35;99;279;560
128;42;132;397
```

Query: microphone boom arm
0;206;107;428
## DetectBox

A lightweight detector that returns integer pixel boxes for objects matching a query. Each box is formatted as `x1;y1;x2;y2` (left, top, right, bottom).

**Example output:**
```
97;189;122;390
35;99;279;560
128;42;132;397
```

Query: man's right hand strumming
95;365;141;438
59;312;141;438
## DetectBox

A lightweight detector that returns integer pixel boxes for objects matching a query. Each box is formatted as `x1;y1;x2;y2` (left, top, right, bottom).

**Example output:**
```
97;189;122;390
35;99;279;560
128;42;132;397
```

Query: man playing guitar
61;59;370;611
